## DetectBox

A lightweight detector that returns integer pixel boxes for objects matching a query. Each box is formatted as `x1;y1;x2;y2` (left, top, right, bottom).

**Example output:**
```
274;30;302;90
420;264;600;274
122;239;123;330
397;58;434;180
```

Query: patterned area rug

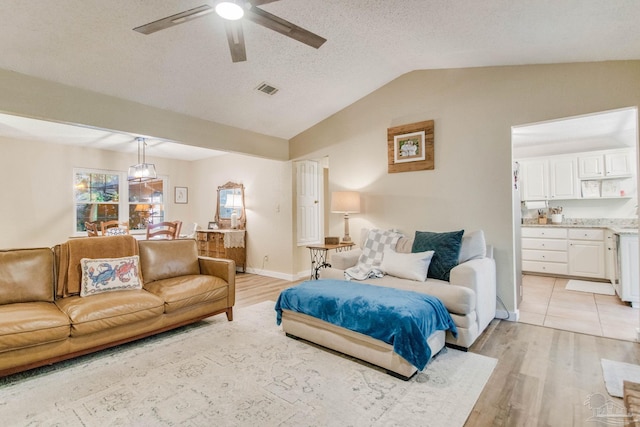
0;301;497;426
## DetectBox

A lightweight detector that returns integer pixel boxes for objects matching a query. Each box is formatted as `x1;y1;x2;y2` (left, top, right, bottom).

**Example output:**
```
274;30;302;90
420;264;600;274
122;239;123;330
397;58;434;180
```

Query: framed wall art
174;186;188;204
387;120;434;173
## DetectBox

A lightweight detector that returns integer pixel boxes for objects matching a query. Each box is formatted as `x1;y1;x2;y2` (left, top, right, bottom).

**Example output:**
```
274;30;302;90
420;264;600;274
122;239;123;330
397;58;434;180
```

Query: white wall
0;138;293;280
0;136;192;248
290;61;640;315
191;153;294;278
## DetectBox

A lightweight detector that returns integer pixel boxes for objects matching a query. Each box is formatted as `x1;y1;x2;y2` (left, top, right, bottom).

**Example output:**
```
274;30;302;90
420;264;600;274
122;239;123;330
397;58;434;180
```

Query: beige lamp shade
331;191;360;213
331;191;360;243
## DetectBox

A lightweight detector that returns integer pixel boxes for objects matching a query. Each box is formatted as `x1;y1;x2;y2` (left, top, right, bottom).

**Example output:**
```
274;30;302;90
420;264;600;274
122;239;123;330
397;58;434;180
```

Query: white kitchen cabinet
568;228;605;279
604;229;617;284
617;233;639;307
549;157;579;199
605;152;632;177
520;160;548;200
521;227;568;275
578;155;605;178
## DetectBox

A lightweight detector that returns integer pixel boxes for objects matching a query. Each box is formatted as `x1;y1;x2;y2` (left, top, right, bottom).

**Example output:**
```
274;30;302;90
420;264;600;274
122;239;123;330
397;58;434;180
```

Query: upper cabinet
519;148;636;201
579;151;632;178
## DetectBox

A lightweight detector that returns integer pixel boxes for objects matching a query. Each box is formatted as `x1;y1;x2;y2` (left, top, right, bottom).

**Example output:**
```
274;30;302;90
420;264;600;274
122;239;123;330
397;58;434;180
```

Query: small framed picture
208;221;219;230
175;187;188;204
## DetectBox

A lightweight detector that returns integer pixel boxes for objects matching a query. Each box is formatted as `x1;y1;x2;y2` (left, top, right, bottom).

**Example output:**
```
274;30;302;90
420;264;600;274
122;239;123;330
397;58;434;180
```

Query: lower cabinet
616;233;639;307
567;229;605;279
196;229;246;272
522;226;606;280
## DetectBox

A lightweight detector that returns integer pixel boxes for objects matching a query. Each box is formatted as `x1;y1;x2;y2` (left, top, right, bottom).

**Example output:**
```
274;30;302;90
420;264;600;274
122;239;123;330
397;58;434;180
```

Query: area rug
0;301;497;427
601;358;640;398
566;279;615;295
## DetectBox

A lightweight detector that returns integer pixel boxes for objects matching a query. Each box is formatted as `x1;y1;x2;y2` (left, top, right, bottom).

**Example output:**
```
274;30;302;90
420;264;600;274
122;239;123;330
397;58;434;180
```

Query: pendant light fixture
128;137;157;182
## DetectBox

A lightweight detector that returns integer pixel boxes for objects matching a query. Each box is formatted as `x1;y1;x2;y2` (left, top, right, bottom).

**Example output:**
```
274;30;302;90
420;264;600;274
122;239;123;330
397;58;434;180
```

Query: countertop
522;222;638;235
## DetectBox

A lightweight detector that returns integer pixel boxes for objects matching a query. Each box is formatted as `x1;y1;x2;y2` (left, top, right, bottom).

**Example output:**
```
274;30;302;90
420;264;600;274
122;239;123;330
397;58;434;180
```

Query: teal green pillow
411;230;464;281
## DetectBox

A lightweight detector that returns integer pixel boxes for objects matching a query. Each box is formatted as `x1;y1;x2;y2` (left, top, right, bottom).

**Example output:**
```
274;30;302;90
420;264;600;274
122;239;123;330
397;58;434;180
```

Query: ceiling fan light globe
215;2;245;20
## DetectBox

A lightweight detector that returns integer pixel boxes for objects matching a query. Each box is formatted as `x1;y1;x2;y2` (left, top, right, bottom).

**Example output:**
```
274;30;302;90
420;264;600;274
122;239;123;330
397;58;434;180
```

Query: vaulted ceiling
1;0;640;157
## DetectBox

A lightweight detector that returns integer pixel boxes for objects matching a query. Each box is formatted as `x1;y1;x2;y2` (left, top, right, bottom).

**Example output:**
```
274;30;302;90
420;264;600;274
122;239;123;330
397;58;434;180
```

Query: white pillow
458;230;486;264
380;248;434;282
80;256;142;297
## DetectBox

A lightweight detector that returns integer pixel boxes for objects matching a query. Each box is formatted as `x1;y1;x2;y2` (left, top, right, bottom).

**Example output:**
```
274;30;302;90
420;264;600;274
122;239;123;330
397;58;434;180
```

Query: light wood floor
236;273;640;427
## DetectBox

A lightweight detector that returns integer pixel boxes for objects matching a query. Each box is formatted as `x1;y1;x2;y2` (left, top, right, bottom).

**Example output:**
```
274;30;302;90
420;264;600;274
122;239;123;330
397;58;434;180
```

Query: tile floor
519;274;640;341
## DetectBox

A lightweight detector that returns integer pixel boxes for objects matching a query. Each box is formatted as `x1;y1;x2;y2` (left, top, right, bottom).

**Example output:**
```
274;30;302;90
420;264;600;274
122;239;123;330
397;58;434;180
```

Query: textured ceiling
1;0;640;149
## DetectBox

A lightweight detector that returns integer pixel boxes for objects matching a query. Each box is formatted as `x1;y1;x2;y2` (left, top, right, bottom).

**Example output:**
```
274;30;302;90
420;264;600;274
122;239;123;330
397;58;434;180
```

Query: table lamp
331;191;360;243
225;194;243;229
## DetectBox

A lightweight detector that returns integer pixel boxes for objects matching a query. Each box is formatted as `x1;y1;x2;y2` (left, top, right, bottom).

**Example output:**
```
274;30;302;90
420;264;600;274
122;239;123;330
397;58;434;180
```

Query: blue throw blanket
275;279;457;370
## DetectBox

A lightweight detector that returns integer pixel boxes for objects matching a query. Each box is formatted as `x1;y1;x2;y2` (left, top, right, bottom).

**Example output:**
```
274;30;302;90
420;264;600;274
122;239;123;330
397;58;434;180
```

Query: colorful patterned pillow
411;230;464;281
80;256;142;297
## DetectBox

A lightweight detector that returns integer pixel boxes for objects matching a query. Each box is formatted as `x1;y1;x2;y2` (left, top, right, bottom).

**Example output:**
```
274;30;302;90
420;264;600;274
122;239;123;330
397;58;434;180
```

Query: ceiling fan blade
133;5;214;35
224;21;247;63
245;6;326;49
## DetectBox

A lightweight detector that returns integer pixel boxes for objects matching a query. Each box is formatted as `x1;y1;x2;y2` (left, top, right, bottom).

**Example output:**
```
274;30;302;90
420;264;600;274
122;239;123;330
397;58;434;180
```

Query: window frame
73;167;169;237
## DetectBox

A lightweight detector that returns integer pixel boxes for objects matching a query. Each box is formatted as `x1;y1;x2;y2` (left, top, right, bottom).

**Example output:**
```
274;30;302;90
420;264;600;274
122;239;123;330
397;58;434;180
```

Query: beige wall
191;153;294;277
0;138;293;279
0;136;192;248
290;61;640;315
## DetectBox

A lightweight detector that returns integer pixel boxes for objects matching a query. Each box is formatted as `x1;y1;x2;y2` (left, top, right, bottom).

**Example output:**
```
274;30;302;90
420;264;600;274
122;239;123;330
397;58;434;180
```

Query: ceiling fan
133;1;326;63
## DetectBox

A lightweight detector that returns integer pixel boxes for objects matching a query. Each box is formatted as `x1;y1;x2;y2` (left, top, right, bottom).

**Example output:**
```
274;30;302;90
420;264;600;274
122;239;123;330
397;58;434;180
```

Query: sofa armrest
329;248;362;270
198;256;235;284
449;257;496;332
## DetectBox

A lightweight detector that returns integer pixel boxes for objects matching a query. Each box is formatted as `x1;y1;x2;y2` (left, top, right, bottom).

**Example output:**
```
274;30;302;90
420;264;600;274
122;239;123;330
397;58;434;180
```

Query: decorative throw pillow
458;230;487;264
411;230;464;281
80;255;142;297
380;248;434;281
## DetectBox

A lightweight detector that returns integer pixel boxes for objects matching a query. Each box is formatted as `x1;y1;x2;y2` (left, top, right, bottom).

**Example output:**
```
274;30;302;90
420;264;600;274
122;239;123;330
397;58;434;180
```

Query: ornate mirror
215;182;246;229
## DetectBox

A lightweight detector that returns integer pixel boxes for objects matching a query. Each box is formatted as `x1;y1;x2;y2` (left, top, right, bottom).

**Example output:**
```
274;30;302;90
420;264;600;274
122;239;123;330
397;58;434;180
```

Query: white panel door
295;160;321;246
568;240;605;278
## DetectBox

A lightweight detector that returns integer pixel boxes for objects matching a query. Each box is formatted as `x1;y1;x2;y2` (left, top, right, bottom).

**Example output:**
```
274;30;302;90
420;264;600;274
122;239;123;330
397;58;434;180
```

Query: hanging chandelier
128;137;157;182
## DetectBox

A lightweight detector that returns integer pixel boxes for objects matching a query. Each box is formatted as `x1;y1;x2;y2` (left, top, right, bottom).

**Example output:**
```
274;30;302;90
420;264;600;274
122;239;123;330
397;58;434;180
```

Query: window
74;168;167;234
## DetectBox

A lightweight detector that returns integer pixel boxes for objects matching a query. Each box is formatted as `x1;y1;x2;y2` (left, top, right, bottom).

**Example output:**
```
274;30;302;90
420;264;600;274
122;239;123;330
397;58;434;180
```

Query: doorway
512;107;640;340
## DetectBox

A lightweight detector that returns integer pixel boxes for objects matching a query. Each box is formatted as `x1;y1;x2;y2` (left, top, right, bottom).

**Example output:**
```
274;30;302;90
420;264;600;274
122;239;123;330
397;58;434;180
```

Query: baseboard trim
243;267;297;282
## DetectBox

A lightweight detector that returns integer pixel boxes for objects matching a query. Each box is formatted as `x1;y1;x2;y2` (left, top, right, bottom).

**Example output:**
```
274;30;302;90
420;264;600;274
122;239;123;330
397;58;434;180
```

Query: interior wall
191;153;294;278
0;69;289;160
289;61;640;315
0;136;193;249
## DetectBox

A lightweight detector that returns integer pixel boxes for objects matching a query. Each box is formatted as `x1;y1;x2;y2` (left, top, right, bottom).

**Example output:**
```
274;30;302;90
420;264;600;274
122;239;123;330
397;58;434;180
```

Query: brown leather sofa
0;235;235;377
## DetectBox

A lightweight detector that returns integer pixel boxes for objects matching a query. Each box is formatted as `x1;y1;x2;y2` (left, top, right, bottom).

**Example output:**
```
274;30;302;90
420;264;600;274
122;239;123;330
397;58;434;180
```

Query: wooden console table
306;242;355;279
196;229;246;272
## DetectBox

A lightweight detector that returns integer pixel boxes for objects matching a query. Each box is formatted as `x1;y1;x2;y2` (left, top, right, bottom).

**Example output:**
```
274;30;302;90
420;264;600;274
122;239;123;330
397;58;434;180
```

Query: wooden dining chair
101;220;130;236
146;220;182;240
85;222;100;237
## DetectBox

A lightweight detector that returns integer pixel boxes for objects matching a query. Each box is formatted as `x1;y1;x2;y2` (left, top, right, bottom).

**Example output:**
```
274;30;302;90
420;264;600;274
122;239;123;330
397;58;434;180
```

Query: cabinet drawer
521;227;567;239
522;260;569;275
568;228;604;241
522;238;567;251
522;249;568;263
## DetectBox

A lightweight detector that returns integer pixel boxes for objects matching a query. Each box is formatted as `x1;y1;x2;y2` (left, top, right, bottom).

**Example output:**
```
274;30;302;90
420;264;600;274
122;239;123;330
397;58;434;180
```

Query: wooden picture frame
387;120;434;173
174;186;188;204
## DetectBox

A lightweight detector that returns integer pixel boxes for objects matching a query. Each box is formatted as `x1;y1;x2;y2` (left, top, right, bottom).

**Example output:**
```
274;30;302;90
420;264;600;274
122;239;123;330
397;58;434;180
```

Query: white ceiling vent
255;82;279;96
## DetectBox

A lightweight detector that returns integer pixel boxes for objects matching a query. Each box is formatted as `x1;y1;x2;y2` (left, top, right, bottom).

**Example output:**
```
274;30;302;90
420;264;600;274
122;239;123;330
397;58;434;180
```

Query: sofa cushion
0;248;55;305
458;230;486;263
80;256;142;297
138;239;200;284
380;249;434;282
144;275;230;313
412;230;464;281
55;290;164;337
0;302;70;353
